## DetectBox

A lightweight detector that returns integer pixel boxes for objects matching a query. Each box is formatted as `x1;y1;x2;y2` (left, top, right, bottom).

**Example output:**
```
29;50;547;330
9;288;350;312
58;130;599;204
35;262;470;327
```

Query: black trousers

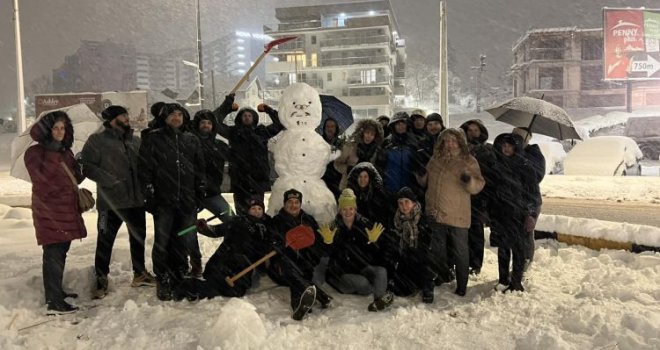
468;214;485;271
152;206;195;281
94;207;147;276
42;241;71;304
429;221;469;292
267;255;316;310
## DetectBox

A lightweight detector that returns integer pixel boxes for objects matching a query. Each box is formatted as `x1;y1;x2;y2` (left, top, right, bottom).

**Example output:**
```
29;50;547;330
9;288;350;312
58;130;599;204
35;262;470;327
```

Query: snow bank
537;214;660;247
199;298;267;350
541;175;660;203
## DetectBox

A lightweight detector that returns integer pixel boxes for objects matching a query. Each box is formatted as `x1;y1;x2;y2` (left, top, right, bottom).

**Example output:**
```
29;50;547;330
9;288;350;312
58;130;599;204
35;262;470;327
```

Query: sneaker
157;276;173;301
92;275;108;300
131;271;157;287
368;292;394;312
46;301;79;315
292;286;316;321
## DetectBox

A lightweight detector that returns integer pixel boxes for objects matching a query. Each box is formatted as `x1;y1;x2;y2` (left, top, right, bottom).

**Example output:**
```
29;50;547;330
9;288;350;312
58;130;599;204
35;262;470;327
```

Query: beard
116;119;131;132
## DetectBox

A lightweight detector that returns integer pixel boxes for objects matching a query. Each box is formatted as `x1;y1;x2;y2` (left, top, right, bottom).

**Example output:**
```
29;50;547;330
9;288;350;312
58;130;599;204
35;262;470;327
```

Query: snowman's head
279;83;322;130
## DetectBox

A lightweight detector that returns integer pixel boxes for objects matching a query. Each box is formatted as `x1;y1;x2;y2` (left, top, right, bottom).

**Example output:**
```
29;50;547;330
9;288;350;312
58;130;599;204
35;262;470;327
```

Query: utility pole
439;1;448;124
12;0;26;133
211;69;217;107
195;0;205;108
470;54;486;112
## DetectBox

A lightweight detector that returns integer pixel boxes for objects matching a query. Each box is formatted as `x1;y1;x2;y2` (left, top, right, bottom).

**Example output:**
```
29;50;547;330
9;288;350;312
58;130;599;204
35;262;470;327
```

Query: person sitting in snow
490;133;537;293
380;187;435;303
269;189;333;320
319;188;394;312
212;93;283;215
182;197;274;300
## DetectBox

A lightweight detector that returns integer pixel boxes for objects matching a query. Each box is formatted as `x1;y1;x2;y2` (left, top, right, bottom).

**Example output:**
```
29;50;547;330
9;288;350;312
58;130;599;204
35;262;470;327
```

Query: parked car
564;136;643;176
537;141;566;175
625;116;660;160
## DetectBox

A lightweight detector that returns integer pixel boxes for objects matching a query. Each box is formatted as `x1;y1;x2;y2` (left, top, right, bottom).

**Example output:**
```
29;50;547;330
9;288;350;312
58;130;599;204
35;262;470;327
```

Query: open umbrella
316;95;354;134
486;96;581;140
10;104;103;182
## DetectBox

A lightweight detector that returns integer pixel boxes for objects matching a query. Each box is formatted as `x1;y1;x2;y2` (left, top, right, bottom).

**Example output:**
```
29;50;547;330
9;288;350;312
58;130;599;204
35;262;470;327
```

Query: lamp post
195;0;205;108
12;0;26;133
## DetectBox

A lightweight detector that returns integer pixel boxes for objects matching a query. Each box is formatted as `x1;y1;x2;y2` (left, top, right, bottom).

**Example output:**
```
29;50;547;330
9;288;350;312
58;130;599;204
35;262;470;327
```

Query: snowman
267;83;339;223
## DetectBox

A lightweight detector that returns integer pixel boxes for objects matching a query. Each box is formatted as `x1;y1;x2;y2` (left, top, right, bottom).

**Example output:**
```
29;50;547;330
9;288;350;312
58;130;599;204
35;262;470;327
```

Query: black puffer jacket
460;120;497;217
81;126;143;211
523;143;545;209
325;214;381;279
192;110;229;197
213;95;283;194
490;133;537;238
346;162;396;229
139;104;206;213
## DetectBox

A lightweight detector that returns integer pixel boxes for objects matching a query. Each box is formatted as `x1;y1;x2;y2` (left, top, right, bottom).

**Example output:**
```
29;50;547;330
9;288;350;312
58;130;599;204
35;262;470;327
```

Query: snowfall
0;128;659;350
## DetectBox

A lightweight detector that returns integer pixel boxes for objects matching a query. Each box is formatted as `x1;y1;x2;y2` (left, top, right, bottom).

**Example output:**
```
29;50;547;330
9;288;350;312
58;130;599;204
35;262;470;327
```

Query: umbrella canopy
486;96;581;140
316;95;354;135
10;104;103;183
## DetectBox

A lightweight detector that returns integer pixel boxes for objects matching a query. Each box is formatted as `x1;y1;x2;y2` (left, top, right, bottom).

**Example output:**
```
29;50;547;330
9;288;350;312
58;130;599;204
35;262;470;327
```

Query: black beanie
397;187;417;202
247;196;265;211
150;102;166;118
426;113;443;124
101;105;128;121
283;189;303;203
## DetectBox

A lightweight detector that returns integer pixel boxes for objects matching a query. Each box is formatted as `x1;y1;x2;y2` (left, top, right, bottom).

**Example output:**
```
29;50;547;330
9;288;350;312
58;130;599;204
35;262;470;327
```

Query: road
542;197;660;228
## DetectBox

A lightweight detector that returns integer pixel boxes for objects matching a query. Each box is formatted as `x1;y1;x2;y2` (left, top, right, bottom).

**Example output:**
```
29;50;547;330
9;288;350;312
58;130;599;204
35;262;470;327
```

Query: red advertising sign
603;8;660;80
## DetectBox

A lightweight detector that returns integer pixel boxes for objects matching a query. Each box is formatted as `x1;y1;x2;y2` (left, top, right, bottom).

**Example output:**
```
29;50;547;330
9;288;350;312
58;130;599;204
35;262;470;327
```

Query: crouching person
183;197;274;300
381;187;435;303
269;189;332;320
320;189;393;312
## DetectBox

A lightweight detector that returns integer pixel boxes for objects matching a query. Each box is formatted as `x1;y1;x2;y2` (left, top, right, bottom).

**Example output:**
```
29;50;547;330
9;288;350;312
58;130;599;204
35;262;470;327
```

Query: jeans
94;207;147;276
328;265;388;299
152;206;195;280
43;241;71;304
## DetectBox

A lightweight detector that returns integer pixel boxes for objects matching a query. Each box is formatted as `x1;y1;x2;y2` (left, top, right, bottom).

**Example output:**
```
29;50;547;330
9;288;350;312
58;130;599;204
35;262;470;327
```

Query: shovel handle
225;250;277;287
176;215;218;237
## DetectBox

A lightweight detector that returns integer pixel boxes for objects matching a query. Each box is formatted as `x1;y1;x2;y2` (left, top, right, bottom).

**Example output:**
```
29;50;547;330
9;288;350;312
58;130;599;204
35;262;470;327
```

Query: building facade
512;27;660;108
263;0;406;120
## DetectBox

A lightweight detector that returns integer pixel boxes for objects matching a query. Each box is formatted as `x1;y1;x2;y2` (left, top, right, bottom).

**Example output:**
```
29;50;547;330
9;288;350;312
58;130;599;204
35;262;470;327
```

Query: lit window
273;57;280;62
237;54;245;58
237;47;244;51
369;10;375;15
311;53;318;67
237;39;245;43
238;62;245;66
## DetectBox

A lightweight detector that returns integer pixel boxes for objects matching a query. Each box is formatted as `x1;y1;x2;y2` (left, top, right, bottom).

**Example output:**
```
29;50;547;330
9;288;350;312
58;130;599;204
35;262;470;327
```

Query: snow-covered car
564;136;643;176
536;141;566;175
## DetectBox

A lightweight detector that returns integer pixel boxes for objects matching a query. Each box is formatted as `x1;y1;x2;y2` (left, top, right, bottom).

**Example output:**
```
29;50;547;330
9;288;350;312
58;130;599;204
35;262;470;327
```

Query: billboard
603;8;660;80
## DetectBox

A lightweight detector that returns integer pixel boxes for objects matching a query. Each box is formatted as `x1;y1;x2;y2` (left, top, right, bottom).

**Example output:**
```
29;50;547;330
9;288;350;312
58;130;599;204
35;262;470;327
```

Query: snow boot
156;276;173;301
292;286;316;321
131;271;157;287
190;260;203;280
368;292;394;312
46;300;79;315
315;287;333;309
64;292;78;299
422;286;434;304
92;274;108;300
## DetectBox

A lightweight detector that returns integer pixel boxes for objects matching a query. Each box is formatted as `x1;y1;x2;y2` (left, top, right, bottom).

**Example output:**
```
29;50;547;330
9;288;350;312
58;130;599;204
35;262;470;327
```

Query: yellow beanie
338;188;357;210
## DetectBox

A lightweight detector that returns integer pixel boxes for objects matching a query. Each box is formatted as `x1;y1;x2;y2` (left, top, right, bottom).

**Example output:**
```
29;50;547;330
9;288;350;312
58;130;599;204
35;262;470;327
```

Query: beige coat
425;129;485;229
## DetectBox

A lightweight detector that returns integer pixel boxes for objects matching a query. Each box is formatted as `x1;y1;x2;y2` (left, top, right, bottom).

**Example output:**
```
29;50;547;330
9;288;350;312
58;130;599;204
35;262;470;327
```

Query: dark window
530;37;565;60
580;65;607;90
581;37;602;60
538;67;563;90
327;73;332;81
311;36;317;45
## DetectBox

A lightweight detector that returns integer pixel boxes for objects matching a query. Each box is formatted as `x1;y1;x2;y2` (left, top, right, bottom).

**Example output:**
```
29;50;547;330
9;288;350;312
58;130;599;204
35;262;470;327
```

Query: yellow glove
318;223;337;244
366;223;385;243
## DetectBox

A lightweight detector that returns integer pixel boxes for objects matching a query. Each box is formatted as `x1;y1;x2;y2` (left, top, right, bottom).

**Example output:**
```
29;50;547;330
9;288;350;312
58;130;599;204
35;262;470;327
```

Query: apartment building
263;0;406;120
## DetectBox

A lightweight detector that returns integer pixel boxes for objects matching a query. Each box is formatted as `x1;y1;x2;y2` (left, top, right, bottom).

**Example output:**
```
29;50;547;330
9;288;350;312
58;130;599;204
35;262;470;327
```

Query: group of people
25;96;544;321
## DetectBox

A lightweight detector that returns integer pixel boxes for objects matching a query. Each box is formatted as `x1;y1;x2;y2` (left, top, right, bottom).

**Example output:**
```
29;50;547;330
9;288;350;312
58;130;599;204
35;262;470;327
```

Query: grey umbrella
485;96;581;140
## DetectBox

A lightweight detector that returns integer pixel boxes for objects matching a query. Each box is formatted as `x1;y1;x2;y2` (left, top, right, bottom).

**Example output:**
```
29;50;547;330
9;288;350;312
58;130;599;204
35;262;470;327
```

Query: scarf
393;202;422;250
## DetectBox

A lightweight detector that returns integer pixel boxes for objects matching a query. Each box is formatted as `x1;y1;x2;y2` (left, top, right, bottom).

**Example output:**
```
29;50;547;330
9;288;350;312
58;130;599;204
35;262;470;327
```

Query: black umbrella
316;95;354;134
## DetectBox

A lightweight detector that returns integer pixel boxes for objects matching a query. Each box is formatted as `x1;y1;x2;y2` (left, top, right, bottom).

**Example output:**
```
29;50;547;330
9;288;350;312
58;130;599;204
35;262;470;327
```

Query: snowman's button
302;153;306;157
302;138;306;141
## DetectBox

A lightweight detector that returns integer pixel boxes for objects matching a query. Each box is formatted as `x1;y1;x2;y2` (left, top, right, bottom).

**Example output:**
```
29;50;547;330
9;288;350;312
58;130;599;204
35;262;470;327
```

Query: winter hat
337;188;357;210
101;105;128;121
247;196;265;211
388;111;409;126
377;115;390;124
410;109;427;120
150;102;166;118
426;113;444;124
283;188;303;203
397;187;417;202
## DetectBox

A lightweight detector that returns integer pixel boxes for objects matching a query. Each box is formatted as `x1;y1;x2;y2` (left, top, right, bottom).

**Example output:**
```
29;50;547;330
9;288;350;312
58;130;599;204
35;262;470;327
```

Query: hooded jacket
346;162;396;228
192;110;230;197
320;117;344;198
213;96;283;194
459;119;497;214
425;129;485;229
334;119;384;189
138;103;206;213
376;112;418;193
24;111;87;245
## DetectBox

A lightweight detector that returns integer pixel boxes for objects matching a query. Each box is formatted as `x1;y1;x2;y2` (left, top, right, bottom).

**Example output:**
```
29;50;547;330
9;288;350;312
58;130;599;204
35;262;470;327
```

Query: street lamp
470;54;486;112
12;0;26;133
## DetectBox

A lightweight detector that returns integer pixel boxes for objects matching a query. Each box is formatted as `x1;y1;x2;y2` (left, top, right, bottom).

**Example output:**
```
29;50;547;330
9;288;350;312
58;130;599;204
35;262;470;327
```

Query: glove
366;223;385;243
196;219;213;236
524;216;536;233
460;172;471;183
318;223;337;244
224;93;235;104
257;103;271;113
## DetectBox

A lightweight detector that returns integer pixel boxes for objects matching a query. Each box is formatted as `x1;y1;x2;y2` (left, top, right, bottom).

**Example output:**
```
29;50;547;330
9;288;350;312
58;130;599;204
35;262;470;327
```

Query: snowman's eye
308;101;312;104
292;102;296;105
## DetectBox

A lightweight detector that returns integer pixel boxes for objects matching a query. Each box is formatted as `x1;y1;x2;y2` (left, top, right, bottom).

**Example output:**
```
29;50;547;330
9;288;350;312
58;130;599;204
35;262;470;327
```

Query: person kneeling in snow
269;189;333;320
320;189;394;312
184;197;274;300
380;187;435;303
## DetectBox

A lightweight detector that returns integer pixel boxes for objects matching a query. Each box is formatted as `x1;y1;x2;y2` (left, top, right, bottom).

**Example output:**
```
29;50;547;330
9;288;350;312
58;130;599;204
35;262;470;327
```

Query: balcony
320;35;390;50
339;94;391;107
268;38;306;53
319;55;390;68
346;74;390;86
266;78;324;90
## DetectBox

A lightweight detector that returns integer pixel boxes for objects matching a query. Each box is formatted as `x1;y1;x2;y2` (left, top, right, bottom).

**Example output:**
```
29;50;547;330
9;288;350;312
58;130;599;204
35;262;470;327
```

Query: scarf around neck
393;202;422;249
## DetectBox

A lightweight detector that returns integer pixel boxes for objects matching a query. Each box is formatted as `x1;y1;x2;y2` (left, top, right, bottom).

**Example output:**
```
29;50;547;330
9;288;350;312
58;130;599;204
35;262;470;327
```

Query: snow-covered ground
540;175;660;204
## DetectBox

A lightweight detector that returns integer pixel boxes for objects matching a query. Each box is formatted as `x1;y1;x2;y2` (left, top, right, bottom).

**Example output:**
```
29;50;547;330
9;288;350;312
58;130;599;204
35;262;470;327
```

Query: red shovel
229;35;298;94
224;225;315;287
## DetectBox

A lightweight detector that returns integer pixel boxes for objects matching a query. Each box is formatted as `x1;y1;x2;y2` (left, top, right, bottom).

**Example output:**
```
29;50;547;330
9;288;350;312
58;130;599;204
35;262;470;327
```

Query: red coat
24;116;87;246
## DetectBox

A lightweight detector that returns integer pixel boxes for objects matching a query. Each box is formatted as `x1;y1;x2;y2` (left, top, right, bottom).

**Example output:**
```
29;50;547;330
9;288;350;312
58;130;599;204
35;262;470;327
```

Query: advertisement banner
35;93;101;119
603;8;660;80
